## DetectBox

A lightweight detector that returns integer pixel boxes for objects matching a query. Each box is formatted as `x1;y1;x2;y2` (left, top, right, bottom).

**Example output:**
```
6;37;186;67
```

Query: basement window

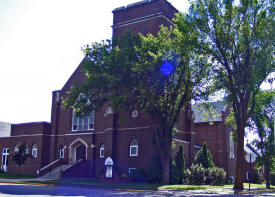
128;168;137;174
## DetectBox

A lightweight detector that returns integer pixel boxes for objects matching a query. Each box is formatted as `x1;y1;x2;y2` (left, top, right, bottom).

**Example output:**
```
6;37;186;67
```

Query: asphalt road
0;183;274;197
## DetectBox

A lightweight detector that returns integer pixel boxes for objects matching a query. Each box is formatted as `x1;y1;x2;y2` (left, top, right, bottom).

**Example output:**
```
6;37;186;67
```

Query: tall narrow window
72;110;94;131
129;139;138;157
14;144;19;153
32;144;37;158
59;145;64;159
99;144;105;158
230;132;234;158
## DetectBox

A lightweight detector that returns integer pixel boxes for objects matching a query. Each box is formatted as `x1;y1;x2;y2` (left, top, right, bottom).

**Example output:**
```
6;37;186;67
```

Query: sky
0;0;190;124
0;0;273;124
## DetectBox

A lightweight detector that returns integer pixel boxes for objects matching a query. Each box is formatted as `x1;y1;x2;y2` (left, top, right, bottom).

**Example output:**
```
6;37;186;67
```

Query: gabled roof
192;101;227;123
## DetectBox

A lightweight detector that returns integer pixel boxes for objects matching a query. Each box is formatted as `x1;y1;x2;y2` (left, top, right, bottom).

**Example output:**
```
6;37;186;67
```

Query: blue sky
0;0;190;123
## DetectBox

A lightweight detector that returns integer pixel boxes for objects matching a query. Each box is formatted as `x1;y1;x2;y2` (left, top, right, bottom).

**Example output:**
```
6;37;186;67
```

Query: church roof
192;101;227;123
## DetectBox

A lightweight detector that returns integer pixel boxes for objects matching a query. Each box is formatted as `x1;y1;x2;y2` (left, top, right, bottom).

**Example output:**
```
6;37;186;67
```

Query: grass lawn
159;184;224;190
0;172;36;179
23;178;275;191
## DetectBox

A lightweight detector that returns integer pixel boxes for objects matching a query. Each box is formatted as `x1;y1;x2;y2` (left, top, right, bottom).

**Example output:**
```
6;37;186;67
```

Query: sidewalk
0;178;274;195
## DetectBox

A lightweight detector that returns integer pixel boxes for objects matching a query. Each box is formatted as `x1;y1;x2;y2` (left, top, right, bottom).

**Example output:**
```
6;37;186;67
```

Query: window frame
129;139;138;157
59;145;64;159
32;144;38;158
72;110;95;131
99;144;105;158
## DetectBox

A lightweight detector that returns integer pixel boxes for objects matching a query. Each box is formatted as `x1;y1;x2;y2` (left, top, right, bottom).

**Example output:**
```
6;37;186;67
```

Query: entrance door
1;148;9;172
75;145;86;161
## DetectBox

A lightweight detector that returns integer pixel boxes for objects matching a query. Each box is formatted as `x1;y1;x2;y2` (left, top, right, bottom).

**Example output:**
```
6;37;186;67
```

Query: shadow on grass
0;172;36;179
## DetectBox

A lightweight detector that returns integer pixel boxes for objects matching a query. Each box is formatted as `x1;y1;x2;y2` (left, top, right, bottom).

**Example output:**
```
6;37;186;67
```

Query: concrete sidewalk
0;178;274;196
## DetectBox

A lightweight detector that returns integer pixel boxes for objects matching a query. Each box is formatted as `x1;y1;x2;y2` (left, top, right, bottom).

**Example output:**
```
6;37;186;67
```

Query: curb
238;189;275;194
0;180;54;187
116;188;158;192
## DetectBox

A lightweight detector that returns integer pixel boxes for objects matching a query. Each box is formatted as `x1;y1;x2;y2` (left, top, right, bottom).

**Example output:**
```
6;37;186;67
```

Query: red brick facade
0;0;255;182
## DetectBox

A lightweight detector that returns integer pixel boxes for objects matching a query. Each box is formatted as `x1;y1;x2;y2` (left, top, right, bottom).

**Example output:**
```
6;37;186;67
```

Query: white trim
173;138;190;144
104;128;114;132
1;148;9;172
117;126;152;131
99;144;105;158
32;144;38;158
69;138;88;149
38;159;60;172
72;110;94;131
65;132;95;136
69;138;88;163
0;126;155;138
112;13;174;29
129;140;138;157
177;130;196;135
59;146;64;159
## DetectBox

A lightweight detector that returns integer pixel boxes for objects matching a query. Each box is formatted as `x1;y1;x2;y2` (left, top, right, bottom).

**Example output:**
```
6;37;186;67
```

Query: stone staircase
39;164;67;179
39;160;89;179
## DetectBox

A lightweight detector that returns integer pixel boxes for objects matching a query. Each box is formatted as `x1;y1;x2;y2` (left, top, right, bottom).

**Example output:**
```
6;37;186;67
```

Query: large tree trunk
161;152;170;184
234;126;245;190
265;164;271;189
157;130;172;185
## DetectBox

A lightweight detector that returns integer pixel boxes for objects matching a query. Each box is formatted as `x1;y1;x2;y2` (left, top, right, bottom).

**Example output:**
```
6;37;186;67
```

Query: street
0;183;274;197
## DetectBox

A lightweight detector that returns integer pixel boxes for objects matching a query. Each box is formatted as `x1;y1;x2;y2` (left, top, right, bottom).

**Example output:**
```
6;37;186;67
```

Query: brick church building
0;0;243;181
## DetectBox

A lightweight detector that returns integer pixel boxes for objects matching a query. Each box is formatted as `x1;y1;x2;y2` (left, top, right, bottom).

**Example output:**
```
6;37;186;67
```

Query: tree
194;142;215;169
175;144;185;183
248;90;275;189
63;24;211;183
12;143;29;175
181;0;274;190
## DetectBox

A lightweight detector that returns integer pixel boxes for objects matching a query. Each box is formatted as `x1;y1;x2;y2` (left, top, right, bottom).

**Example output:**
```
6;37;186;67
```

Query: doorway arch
68;138;88;163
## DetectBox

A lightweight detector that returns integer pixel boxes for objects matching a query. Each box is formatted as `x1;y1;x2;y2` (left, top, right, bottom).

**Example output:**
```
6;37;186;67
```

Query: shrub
250;172;264;184
169;158;178;184
146;154;162;183
271;172;275;186
175;145;185;184
185;164;206;185
129;168;147;182
209;167;226;185
193;142;215;169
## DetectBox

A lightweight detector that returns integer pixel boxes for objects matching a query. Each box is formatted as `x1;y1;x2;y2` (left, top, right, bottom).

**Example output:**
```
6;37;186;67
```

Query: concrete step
39;165;67;179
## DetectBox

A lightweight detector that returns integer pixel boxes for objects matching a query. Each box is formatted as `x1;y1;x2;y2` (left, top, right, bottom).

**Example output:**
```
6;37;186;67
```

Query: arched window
32;144;38;158
99;144;104;158
14;144;19;153
23;144;28;155
230;132;234;158
59;145;64;159
129;139;138;157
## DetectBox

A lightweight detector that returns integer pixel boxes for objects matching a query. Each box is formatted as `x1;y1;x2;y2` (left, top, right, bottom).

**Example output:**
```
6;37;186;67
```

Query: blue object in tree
160;62;174;76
